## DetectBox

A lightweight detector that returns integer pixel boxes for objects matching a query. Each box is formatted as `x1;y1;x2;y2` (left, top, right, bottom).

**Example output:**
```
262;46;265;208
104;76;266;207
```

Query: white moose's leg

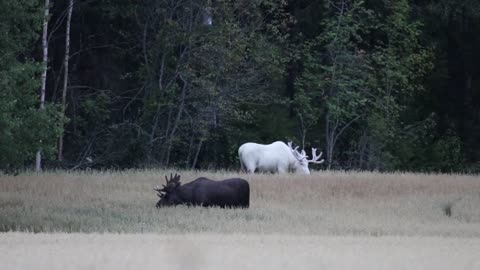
239;159;246;173
277;166;287;174
244;162;256;174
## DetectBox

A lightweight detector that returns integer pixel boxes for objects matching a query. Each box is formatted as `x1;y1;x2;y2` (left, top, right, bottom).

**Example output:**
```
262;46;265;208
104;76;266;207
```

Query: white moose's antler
288;141;309;161
287;141;299;152
308;148;324;164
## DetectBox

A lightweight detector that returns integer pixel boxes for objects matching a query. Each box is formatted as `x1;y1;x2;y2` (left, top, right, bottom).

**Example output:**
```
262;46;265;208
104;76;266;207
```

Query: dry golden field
1;170;480;269
1;170;479;235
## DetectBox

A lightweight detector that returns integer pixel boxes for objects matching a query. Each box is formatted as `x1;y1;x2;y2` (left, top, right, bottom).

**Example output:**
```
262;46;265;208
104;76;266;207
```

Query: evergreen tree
0;0;62;173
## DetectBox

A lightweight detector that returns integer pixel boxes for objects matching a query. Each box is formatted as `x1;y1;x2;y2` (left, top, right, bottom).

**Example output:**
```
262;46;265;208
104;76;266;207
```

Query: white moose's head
287;141;324;174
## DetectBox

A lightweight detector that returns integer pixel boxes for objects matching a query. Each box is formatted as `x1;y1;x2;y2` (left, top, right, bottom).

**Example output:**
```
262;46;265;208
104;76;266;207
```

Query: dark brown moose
154;173;250;208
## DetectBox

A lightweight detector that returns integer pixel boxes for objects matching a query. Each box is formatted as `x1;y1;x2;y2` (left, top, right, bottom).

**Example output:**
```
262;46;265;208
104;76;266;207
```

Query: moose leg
239;159;247;173
243;161;256;174
277;166;287;174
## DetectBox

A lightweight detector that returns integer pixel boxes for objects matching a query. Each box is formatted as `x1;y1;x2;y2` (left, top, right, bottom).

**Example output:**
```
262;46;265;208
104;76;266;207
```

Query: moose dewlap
154;174;250;208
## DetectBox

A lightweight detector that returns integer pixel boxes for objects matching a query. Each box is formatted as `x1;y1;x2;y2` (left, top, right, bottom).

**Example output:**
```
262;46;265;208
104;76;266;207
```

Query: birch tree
297;0;371;169
58;0;73;161
35;0;51;172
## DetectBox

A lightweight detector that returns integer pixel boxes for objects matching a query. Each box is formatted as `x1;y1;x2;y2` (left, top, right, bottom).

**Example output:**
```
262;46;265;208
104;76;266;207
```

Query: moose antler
287;141;299;152
171;173;181;184
153;185;165;198
288;141;309;161
287;142;298;153
288;141;325;164
163;173;181;186
153;185;163;192
308;148;324;164
154;173;181;195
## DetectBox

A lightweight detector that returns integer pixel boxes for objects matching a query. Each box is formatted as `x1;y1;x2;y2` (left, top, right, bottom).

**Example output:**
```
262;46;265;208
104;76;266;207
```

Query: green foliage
363;0;435;171
294;0;439;170
96;0;291;167
295;1;377;166
1;0;477;172
0;0;63;172
429;132;463;172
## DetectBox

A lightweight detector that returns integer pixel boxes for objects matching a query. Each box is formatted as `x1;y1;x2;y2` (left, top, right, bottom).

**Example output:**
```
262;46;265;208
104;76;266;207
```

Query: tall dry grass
0;170;479;236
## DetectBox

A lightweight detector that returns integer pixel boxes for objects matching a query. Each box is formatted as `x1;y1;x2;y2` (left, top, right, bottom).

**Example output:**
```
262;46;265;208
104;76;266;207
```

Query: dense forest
1;0;479;173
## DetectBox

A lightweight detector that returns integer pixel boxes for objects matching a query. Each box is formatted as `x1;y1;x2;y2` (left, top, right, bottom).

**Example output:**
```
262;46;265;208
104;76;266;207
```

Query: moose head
154;173;182;207
287;141;324;174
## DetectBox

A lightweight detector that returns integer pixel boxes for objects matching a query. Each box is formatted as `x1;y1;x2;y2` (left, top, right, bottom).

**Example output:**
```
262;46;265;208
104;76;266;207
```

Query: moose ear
175;182;181;188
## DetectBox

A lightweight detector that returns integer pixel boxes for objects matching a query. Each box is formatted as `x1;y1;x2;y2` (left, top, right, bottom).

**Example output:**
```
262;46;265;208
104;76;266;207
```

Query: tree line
1;0;479;173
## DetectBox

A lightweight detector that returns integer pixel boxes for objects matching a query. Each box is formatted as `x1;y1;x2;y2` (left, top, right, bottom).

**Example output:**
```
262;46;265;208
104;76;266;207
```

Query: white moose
238;141;324;174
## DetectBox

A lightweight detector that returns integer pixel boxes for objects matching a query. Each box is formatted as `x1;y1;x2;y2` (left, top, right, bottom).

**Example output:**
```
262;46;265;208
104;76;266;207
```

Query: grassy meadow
0;170;479;236
1;170;480;269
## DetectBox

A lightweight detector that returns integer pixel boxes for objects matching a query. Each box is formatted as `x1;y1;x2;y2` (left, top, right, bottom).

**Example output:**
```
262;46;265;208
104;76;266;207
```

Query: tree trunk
58;0;73;162
325;113;335;169
191;139;204;170
185;134;194;167
357;130;368;169
35;0;51;172
163;77;187;166
286;61;298;117
296;110;306;149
